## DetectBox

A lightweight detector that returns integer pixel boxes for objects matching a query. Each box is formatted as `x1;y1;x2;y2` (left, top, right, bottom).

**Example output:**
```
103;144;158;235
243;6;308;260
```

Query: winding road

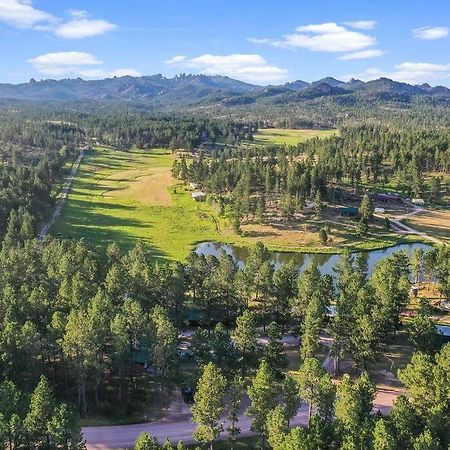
38;150;84;241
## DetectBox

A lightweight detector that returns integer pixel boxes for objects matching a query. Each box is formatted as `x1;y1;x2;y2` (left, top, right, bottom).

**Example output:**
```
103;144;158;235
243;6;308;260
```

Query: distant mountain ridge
0;73;449;106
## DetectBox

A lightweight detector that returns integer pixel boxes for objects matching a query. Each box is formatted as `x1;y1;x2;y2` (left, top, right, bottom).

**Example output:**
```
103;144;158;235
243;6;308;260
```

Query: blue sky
0;0;449;85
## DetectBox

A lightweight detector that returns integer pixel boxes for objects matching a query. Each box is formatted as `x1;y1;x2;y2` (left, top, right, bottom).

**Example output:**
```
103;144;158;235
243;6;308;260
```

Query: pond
195;242;432;277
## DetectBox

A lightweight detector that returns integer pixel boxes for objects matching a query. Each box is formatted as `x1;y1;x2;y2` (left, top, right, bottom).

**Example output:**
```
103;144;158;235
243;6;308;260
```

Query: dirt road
83;333;399;449
38;150;84;241
376;203;444;246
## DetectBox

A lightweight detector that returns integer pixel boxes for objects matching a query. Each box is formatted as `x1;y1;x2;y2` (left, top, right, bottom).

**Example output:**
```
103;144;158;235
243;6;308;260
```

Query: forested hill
1;73;449;105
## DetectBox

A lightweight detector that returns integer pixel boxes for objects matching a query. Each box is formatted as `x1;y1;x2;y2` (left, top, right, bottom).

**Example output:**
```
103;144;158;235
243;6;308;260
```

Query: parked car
181;387;194;403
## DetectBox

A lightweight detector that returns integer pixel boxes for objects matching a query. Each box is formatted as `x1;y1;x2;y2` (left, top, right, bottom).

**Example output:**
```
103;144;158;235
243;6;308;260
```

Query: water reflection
195;242;432;277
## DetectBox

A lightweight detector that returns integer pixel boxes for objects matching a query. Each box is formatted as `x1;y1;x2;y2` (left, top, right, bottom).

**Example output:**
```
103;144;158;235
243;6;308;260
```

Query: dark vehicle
181;387;194;403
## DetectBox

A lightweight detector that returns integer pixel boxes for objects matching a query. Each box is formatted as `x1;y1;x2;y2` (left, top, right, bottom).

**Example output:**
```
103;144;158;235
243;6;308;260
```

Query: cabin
192;191;206;202
132;347;154;374
412;198;425;205
340;207;359;217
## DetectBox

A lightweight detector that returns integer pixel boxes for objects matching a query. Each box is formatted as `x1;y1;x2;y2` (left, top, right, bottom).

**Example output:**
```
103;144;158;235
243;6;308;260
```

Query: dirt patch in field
237;222;346;248
405;209;450;241
105;167;173;206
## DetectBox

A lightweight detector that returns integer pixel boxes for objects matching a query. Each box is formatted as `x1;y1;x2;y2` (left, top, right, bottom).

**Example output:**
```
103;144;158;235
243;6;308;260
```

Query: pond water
195;242;432;277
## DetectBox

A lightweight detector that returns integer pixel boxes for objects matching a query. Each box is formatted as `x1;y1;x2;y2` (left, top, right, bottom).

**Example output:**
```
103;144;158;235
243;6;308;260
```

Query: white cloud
0;2;116;39
0;0;57;28
28;51;139;79
55;10;117;39
342;62;450;84
344;20;377;30
339;49;385;60
165;55;187;64
251;22;376;53
413;26;448;40
165;53;288;83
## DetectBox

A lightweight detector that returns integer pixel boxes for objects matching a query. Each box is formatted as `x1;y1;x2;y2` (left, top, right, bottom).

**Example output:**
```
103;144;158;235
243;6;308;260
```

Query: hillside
0;74;449;105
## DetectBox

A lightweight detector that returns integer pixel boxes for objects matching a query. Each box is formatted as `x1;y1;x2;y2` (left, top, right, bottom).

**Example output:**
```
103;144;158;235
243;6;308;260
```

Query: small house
340;207;359;217
412;198;425;206
374;207;386;214
192;191;206;202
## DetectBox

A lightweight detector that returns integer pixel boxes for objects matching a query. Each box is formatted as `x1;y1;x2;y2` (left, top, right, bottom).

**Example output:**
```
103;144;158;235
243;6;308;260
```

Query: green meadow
251;128;337;146
52;147;222;262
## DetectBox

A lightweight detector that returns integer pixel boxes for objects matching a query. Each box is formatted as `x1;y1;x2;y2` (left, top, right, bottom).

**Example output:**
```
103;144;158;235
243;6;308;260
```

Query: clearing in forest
52;147;222;261
251;128;337;146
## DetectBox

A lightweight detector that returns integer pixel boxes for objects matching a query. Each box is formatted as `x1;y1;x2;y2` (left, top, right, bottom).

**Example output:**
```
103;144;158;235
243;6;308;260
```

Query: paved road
38;150;84;241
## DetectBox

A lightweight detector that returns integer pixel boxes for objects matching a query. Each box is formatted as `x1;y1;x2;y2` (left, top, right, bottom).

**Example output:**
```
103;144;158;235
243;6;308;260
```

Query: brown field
405;209;450;242
103;166;173;206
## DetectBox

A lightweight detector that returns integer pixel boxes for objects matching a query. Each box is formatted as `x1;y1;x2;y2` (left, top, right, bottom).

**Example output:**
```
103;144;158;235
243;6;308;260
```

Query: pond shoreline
195;241;432;276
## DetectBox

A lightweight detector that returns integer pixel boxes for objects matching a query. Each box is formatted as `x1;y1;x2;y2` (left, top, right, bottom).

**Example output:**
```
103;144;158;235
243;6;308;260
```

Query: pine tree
297;358;333;426
413;429;440;450
48;403;86;450
24;376;55;448
391;395;422;450
319;228;328;245
282;375;301;425
264;322;288;378
134;432;159;450
192;363;227;450
227;376;243;450
360;194;374;222
246;359;279;441
266;405;288;450
232;310;258;377
300;295;324;360
373;418;396;450
152;306;179;393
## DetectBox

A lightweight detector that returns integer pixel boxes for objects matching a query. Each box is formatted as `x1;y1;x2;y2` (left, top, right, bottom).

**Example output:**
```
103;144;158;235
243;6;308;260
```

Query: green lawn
52;146;222;262
250;128;337;146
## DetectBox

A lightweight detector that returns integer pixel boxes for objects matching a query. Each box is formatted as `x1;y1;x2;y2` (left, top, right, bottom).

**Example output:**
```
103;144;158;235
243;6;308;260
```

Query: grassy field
251;128;337;146
52;147;222;261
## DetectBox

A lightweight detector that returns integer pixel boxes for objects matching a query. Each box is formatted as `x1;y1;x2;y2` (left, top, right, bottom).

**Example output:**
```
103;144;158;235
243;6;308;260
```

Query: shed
340;207;359;217
374;207;385;214
192;191;206;202
412;198;425;205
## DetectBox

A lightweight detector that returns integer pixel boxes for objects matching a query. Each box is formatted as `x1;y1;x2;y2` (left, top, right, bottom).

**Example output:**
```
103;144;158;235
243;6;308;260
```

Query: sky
0;0;450;86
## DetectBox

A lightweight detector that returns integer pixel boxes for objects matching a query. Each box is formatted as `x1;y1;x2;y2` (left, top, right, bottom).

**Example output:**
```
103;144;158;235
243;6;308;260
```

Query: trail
38;149;84;241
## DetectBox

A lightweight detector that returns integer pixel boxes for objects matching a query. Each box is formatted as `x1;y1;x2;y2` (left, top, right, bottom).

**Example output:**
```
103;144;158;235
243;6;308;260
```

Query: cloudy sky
0;0;449;85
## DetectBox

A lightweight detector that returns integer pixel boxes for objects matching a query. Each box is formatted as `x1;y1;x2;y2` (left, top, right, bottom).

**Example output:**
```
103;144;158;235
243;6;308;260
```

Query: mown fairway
251;128;337;145
52;147;221;261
